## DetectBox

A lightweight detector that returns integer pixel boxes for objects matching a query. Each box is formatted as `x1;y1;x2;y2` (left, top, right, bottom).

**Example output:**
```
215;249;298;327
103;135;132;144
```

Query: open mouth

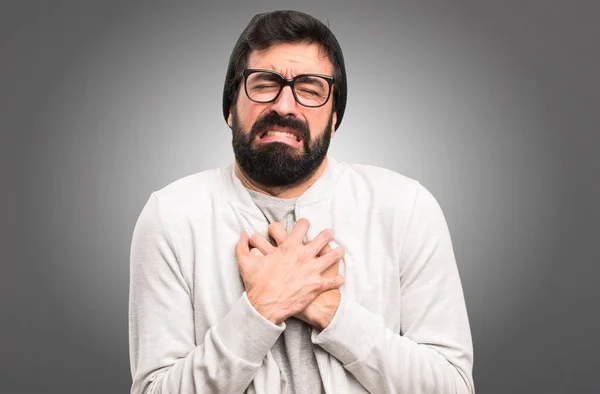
257;128;303;146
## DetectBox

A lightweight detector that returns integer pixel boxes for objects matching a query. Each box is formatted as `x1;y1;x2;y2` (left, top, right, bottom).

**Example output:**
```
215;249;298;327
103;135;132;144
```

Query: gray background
1;1;598;393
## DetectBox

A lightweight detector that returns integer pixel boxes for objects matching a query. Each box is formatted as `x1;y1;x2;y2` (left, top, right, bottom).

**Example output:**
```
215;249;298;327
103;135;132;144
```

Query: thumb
236;232;255;280
235;231;250;261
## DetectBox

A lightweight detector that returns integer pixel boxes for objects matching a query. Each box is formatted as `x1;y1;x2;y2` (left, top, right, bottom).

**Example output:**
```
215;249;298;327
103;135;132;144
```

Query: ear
330;112;337;137
227;111;233;128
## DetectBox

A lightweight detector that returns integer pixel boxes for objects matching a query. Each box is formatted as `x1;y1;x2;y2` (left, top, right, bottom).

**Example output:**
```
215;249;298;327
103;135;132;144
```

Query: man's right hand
235;218;345;325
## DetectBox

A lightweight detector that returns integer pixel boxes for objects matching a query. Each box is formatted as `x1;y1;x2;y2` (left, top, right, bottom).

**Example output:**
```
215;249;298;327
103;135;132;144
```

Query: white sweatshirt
129;156;475;393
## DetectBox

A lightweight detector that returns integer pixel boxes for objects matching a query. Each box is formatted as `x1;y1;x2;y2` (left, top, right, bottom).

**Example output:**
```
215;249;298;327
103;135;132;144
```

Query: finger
268;222;288;245
319;243;332;256
322;261;339;277
249;248;264;256
249;233;276;255
287;218;310;244
305;228;334;257
235;231;250;259
303;240;331;256
321;274;345;291
316;246;345;273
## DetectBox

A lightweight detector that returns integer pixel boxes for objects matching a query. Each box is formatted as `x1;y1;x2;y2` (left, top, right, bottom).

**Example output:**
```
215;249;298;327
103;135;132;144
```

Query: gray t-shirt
248;190;325;394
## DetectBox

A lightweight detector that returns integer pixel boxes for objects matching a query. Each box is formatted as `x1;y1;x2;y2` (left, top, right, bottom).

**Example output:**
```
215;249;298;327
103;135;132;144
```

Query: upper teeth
264;131;299;141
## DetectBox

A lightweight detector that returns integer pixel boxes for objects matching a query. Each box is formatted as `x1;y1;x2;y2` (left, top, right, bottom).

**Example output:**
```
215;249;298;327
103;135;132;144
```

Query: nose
269;85;300;118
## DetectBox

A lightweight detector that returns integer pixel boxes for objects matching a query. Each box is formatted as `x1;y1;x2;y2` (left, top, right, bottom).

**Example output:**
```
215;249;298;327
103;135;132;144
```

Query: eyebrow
295;75;326;85
252;72;281;82
259;64;330;78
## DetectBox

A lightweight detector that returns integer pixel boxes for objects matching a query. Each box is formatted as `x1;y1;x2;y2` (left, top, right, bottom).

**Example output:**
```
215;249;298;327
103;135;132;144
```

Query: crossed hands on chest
235;218;344;330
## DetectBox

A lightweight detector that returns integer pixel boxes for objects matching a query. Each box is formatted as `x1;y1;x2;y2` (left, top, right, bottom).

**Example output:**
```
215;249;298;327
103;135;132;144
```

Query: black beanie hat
222;10;347;131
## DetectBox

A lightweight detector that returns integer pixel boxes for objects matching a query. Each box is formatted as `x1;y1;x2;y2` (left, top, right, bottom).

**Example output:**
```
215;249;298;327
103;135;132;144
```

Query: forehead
246;42;334;76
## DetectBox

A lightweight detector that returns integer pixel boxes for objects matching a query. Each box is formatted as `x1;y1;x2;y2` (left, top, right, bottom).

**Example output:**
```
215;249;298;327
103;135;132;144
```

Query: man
129;10;474;394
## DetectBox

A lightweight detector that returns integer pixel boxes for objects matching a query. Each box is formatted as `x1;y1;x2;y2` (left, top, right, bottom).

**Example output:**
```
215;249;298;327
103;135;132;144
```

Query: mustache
249;112;310;141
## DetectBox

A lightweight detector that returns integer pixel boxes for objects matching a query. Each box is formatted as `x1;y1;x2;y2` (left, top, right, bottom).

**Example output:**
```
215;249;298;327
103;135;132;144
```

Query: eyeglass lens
246;72;330;106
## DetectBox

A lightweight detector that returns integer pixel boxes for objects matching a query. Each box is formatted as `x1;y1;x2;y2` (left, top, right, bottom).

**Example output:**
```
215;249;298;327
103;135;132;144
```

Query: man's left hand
247;222;342;330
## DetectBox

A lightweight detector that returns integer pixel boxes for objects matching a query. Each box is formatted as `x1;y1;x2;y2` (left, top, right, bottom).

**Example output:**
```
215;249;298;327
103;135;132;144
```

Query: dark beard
231;108;333;188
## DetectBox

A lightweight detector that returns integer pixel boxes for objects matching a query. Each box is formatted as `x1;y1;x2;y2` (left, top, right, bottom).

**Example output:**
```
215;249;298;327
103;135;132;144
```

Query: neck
234;157;329;199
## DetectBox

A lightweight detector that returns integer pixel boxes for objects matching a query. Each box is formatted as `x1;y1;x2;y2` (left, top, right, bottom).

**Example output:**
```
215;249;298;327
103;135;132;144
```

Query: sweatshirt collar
226;155;344;217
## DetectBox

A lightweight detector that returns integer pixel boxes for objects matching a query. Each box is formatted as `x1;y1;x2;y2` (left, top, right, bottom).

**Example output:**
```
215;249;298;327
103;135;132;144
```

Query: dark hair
222;10;347;130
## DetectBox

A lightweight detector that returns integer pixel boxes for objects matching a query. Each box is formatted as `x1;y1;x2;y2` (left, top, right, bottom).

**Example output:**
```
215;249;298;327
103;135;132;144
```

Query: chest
178;199;402;335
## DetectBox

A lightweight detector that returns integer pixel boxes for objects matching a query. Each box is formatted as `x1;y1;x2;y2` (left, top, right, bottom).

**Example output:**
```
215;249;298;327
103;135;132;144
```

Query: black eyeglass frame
241;68;335;108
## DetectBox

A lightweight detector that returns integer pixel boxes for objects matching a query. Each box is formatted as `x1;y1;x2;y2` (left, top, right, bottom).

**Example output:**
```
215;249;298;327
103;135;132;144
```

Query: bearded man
129;10;474;394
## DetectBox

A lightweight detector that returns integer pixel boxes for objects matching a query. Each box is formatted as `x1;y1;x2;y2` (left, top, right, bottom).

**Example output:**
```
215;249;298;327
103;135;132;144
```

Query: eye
253;84;278;90
249;83;281;93
297;88;320;97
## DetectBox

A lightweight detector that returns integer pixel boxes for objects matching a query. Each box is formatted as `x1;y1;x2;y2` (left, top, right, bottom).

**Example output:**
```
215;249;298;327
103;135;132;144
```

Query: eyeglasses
241;69;334;108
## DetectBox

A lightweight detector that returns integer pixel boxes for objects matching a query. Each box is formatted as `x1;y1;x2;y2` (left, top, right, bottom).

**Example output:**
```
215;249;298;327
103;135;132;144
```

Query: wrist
314;290;341;329
247;290;285;325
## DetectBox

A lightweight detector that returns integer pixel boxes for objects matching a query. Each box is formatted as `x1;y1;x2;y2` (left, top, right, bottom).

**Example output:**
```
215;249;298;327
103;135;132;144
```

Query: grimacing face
228;42;338;188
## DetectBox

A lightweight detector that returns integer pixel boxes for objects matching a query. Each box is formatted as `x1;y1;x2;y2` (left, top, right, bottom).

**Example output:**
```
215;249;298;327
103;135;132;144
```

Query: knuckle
300;248;314;262
280;241;293;253
311;277;324;292
250;248;261;256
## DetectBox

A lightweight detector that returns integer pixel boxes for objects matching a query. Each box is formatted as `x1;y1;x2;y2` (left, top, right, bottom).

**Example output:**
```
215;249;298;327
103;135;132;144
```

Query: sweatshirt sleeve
129;193;284;394
313;184;475;394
